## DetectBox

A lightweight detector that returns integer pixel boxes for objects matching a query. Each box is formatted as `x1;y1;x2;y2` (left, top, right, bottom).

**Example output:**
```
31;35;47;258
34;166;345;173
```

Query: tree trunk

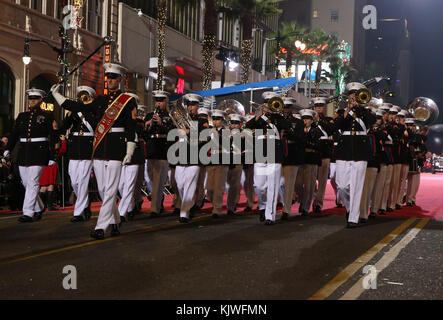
202;0;217;90
241;12;254;84
315;58;322;97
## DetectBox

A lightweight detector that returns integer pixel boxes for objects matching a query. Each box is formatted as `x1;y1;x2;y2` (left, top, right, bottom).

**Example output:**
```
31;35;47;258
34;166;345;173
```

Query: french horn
407;97;439;126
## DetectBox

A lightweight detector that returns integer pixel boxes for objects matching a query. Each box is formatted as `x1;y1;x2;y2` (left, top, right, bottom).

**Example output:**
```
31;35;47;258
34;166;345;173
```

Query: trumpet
250;96;285;114
77;91;93;104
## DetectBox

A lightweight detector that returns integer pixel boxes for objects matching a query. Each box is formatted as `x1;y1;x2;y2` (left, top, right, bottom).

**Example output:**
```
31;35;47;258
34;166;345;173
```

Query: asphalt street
0;208;441;300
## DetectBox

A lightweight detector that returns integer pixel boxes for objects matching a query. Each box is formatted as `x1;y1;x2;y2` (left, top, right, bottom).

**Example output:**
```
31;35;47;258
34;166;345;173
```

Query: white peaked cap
376;110;384;117
294;113;302;120
26;88;46;97
379;103;392;111
262;91;280;100
229;114;243;122
405;118;416;124
345;82;367;93
211;109;226;118
153;90;169;98
283;97;297;106
300;108;316;119
183;93;203;103
125;92;140;104
397;110;409;117
103;63;127;76
389;107;399;114
311;97;327;106
198;107;211;116
392;105;402;112
76;86;97;98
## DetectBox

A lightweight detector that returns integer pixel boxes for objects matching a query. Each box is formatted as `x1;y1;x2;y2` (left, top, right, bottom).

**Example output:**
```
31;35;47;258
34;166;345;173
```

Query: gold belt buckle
351;131;356;136
26;137;31;142
79;131;84;136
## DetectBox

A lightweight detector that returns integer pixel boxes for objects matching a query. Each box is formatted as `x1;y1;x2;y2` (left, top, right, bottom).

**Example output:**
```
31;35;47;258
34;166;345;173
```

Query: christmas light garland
202;34;216;90
156;2;167;91
241;40;253;84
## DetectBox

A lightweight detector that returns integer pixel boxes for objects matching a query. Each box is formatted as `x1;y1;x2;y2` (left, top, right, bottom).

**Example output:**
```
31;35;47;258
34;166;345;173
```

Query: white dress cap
76;86;97;98
183;93;203;103
103;63;127;76
300;108;316;119
262;91;280;100
311;97;327;106
198;107;211;116
345;82;367;93
211;109;226;118
153;90;169;98
229;114;243;122
26;88;46;98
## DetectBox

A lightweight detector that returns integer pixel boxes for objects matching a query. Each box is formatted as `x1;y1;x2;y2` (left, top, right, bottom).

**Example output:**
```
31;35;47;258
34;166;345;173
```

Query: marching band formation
4;62;429;239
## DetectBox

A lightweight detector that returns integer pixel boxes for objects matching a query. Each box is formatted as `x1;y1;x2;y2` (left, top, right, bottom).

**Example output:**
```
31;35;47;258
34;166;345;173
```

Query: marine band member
4;88;56;223
52;63;138;240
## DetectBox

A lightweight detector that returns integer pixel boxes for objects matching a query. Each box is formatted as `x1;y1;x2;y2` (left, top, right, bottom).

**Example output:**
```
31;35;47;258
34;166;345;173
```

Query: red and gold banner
92;93;132;156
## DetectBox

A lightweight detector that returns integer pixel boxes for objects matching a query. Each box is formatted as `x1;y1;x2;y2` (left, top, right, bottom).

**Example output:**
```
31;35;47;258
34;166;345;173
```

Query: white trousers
118;164;139;217
68;160;92;217
336;160;367;224
19;166;45;217
170;167;181;209
175;165;200;218
226;165;243;212
314;158;330;209
359;167;378;219
281;165;299;214
329;162;339;201
299;164;318;213
93;160;122;231
147;159;169;213
241;165;255;208
254;163;282;221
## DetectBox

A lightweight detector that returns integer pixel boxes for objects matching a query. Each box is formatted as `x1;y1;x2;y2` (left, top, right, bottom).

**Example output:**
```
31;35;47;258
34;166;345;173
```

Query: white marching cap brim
229;114;243;122
345;82;367;93
211;110;226;118
262;91;280;100
103;63;127;76
76;86;97;98
312;97;327;106
137;105;148;111
26;88;46;97
198;107;211;116
283;97;297;106
397;110;409;117
405;118;416;124
379;103;392;111
300;108;316;118
389;107;399;114
376;111;384;117
184;93;203;103
392;105;402;112
153;90;169;98
125;92;140;104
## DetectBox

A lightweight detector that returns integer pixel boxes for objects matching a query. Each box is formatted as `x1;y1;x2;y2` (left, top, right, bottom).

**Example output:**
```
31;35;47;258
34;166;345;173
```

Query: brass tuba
354;88;372;105
169;97;197;131
218;99;245;120
407;97;439;125
268;96;285;114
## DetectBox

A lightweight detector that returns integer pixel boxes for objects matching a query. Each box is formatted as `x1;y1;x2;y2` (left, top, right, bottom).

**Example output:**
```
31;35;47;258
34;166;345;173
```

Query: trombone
249;96;285;114
327;89;372;105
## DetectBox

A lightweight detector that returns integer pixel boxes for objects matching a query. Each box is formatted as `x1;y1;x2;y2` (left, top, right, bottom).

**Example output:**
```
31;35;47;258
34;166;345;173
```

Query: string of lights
202;34;216;90
241;40;253;84
156;1;167;91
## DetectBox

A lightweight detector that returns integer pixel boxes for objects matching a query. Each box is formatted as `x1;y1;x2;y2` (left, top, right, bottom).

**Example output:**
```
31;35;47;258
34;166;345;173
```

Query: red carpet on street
1;173;442;219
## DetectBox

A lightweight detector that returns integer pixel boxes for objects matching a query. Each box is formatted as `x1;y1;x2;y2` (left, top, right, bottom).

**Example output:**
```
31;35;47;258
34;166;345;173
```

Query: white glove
122;142;136;165
48;160;56;166
50;84;67;106
3;150;10;158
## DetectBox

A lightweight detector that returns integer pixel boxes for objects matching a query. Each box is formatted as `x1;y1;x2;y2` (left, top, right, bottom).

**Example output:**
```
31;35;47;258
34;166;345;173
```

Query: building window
331;10;339;23
0;61;15;136
313;9;318;18
31;0;42;13
87;0;102;35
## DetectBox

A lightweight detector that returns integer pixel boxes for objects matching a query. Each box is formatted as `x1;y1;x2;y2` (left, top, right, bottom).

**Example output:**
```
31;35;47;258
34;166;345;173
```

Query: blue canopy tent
170;77;297;113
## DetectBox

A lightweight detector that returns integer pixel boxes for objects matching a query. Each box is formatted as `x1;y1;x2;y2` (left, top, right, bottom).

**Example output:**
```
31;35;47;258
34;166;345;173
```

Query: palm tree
222;0;282;84
156;0;167;91
269;21;307;77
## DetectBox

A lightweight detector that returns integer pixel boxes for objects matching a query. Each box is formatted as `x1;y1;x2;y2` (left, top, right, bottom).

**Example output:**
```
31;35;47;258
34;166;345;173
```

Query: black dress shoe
346;212;350;221
83;207;92;221
412;201;416;205
33;212;42;221
347;222;359;229
386;207;394;213
18;215;33;223
259;210;265;222
172;208;180;215
90;229;105;240
120;216;127;223
281;212;289;220
378;209;387;215
359;218;368;224
227;210;235;216
128;210;136;220
395;204;402;210
406;202;412;207
212;213;219;219
150;211;159;217
179;217;189;223
313;205;322;213
301;210;309;217
277;202;283;208
369;212;377;219
71;215;84;223
265;219;275;226
243;206;252;212
110;224;120;237
402;195;407;204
